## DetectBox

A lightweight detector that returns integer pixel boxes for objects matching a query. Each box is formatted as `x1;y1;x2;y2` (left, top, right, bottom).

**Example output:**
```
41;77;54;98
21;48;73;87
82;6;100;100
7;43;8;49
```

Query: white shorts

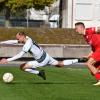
27;53;58;68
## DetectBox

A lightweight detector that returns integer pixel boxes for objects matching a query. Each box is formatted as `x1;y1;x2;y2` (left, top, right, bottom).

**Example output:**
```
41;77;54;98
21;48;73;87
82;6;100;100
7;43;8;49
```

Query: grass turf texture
0;66;99;100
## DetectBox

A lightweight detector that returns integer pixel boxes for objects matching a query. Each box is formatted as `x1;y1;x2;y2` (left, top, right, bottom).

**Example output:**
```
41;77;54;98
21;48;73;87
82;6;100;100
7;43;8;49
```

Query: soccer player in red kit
75;22;100;85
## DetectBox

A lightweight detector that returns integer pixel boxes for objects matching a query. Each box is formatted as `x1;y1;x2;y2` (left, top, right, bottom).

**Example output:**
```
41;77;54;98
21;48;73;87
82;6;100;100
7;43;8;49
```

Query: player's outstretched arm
7;51;25;62
0;51;25;64
0;40;18;44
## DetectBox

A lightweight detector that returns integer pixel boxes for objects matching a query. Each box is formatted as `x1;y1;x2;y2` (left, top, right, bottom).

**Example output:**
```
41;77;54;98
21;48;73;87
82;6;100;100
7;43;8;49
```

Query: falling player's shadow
33;81;77;85
6;81;77;85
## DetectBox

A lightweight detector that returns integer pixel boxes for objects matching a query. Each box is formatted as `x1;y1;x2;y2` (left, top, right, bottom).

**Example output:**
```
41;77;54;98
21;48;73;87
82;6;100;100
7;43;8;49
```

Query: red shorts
94;61;100;69
91;52;100;68
91;51;100;61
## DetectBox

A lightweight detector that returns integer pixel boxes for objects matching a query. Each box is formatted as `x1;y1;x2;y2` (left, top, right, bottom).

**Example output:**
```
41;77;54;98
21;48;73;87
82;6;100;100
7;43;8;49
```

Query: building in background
61;0;100;28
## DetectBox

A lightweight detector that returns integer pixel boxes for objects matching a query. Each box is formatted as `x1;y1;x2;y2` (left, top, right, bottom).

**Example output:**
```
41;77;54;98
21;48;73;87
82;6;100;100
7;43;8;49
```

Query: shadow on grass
5;81;78;85
33;82;77;85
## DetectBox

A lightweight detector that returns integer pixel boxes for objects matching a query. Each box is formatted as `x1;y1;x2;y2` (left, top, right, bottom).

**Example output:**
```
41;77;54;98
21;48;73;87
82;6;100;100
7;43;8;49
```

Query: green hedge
0;27;86;44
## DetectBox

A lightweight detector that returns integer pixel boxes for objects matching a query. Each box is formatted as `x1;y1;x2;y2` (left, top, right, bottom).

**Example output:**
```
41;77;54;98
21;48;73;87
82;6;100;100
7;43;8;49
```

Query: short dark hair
17;32;26;36
75;22;85;28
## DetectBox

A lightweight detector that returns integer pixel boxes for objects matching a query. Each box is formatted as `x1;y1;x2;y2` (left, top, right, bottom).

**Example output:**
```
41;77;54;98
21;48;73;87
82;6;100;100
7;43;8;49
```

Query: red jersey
84;27;96;44
84;27;100;52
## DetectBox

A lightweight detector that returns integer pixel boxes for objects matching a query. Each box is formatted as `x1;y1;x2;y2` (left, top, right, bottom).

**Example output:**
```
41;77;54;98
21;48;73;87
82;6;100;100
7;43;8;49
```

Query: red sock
95;73;100;80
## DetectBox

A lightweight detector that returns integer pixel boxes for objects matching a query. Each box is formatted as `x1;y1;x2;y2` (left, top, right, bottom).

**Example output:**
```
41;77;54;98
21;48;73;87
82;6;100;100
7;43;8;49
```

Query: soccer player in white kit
0;32;85;80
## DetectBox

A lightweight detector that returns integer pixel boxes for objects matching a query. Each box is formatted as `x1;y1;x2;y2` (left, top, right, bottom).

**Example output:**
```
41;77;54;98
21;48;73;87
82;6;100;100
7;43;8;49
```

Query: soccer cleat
38;70;46;80
93;80;100;86
78;58;88;63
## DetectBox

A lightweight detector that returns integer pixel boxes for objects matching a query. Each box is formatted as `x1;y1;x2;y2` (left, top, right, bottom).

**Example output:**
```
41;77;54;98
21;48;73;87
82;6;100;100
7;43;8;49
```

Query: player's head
16;32;26;43
75;22;85;34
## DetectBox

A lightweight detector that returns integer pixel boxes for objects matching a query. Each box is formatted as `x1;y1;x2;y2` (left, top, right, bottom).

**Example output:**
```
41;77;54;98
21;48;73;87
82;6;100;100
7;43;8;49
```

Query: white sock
63;59;78;65
25;68;39;74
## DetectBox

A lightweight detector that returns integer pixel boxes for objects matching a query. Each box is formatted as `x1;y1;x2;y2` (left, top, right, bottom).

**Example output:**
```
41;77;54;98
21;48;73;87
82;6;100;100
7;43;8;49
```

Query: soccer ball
3;73;14;83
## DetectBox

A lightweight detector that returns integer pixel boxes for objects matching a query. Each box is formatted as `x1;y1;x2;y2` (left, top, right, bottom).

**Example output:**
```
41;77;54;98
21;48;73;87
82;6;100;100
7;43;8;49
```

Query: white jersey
22;37;44;60
1;36;45;62
0;36;58;67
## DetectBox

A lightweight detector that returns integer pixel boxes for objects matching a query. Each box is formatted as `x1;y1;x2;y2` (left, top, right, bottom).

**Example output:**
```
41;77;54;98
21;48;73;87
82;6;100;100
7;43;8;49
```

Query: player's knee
20;63;26;70
86;61;94;67
86;61;91;66
56;61;64;67
86;58;96;67
85;62;89;66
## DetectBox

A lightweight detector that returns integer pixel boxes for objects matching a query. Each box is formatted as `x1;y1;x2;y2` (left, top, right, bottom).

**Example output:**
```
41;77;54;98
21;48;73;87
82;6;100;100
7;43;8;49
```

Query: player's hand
0;58;8;64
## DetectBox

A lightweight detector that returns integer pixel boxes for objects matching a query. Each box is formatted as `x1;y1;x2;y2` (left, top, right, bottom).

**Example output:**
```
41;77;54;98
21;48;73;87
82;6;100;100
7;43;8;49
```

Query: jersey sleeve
85;27;96;35
22;38;32;53
0;40;18;44
84;27;96;44
7;51;25;62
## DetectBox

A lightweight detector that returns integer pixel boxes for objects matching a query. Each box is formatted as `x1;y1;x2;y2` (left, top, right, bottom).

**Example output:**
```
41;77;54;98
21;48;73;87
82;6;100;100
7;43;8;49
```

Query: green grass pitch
0;66;100;100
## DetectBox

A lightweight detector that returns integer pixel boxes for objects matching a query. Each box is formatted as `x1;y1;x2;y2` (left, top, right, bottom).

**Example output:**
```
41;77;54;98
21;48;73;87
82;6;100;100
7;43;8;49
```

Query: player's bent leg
86;58;97;75
48;55;78;67
63;59;78;66
86;58;100;85
51;58;88;68
48;58;62;67
55;59;78;67
55;61;64;67
20;62;39;74
20;63;26;71
94;62;100;72
20;61;46;80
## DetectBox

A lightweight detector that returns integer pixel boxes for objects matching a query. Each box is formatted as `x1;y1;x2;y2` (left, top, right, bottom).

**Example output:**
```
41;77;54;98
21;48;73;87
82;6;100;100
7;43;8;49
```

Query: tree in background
0;0;56;27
